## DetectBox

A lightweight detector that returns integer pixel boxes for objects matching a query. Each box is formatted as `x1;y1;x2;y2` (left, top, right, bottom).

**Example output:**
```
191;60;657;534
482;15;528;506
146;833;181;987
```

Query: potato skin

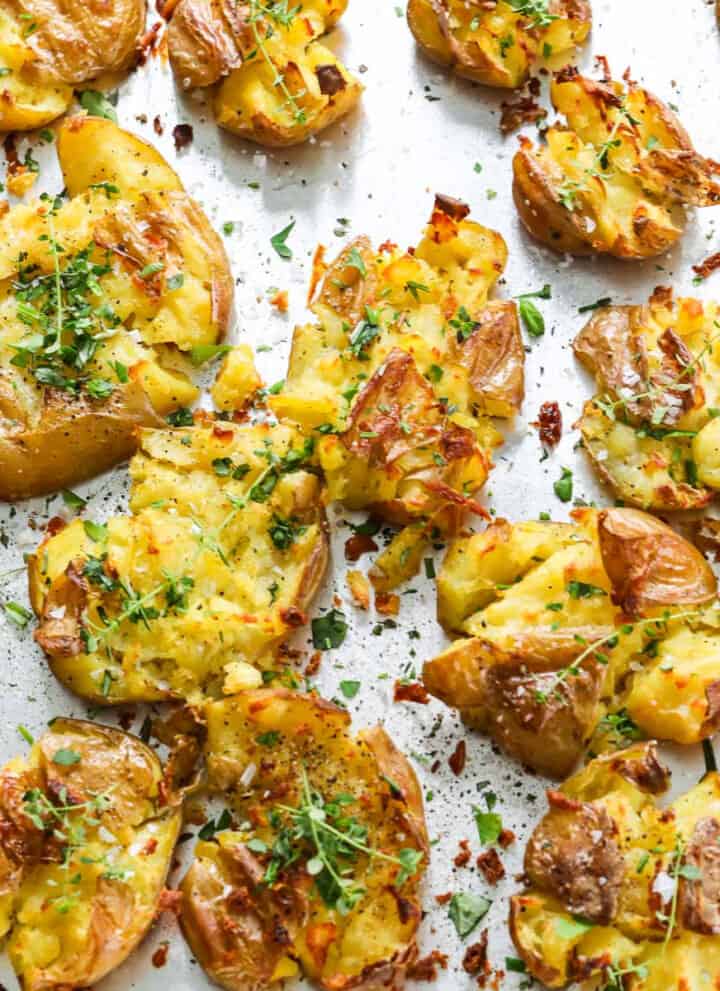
180;689;428;991
0;116;233;500
407;0;592;90
0;717;181;991
424;629;610;778
0;0;146;131
597;507;717;616
513;70;720;258
0;381;163;503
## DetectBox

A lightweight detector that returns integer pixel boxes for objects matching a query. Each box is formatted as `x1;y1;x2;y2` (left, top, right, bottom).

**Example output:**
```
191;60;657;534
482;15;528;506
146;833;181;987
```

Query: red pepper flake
448;740;466;776
344;532;378;561
407;950;449;982
305;651;322;676
157;888;183;916
280;605;307;628
498;828;516;849
434;891;452;905
532;401;562;448
172;123;194;151
137;22;163;65
142;837;159;857
212;424;234;441
270;289;288;312
393;681;430;705
454;839;471;868
376;592;399;616
151;941;170;968
118;709;135;731
462;930;489;977
476;847;505;884
45;516;67;537
153;115;164;136
693;251;720;280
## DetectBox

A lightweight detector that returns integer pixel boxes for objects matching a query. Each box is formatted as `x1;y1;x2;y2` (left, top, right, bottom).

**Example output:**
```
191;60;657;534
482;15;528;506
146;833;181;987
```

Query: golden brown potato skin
9;0;146;82
510;743;720;990
407;0;592;90
513;69;720;258
180;689;429;991
0;116;232;501
0;381;163;502
0;718;181;991
597;507;717;616
0;0;146;131
167;0;362;147
424;507;720;776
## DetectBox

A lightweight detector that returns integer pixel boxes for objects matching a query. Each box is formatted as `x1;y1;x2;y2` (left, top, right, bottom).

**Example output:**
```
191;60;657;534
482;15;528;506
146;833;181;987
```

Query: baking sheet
1;0;720;986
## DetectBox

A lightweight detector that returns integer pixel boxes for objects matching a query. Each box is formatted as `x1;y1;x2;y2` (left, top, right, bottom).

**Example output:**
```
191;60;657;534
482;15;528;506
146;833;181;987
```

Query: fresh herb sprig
246;0;307;126
261;767;423;912
535;606;716;703
10;205;124;397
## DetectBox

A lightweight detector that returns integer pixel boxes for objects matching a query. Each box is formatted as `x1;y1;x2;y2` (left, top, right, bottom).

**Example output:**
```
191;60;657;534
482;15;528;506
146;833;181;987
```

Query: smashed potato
424;507;720;777
0;718;180;991
511;742;720;990
167;0;362;147
575;288;720;510
0;115;232;500
0;0;146;131
29;420;328;703
180;688;429;991
271;194;524;589
407;0;591;90
513;67;720;257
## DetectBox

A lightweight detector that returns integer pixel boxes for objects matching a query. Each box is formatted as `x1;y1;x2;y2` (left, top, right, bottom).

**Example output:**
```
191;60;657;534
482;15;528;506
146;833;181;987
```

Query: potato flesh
0;191;218;427
0;719;179;991
512;748;720;988
211;344;262;411
184;690;426;987
577;296;720;509
407;0;591;89
30;422;328;703
0;118;233;497
428;509;720;763
0;11;72;130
